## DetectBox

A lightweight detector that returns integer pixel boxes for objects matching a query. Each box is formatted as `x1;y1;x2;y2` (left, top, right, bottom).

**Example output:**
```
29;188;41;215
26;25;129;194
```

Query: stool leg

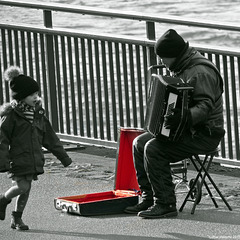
192;155;218;209
190;155;213;214
196;159;232;211
179;156;203;212
180;153;232;214
179;175;200;212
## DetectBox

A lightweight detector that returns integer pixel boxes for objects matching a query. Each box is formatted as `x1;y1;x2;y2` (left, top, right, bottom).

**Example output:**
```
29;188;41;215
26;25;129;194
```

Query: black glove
165;108;192;130
164;108;181;130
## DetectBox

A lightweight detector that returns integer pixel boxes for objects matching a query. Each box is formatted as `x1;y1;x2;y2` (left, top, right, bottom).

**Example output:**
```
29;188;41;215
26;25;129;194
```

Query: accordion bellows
144;74;193;141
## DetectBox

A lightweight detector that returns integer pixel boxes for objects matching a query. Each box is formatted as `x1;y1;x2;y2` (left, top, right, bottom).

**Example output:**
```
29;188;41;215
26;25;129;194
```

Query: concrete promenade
0;146;240;240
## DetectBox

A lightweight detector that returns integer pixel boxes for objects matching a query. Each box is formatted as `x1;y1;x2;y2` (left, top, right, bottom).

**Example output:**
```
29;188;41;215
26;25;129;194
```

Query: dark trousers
133;130;223;206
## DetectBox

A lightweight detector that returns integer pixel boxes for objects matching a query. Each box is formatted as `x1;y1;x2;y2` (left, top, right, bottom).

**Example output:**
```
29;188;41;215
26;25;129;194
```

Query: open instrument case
54;128;144;216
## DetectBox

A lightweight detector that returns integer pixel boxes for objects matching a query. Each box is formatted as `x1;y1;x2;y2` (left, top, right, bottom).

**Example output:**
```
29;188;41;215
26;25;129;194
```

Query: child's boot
0;194;11;220
11;211;29;230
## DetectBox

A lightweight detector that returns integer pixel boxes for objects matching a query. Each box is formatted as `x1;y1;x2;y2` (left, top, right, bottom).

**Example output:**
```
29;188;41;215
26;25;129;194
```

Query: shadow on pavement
178;205;240;225
28;229;176;240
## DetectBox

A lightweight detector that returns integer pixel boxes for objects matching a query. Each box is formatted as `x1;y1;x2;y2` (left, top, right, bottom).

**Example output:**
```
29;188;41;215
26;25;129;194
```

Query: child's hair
4;66;39;101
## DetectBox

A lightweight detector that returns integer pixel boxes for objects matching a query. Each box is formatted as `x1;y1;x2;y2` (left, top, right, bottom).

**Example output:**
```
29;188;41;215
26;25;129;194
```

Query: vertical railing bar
122;43;130;126
94;39;104;139
44;31;59;132
7;30;14;65
143;46;149;103
115;42;124;127
27;32;33;77
0;55;3;104
39;33;49;117
215;54;226;158
108;41;118;140
87;38;98;138
223;55;233;159
238;57;240;157
0;44;3;104
67;36;77;135
230;56;240;159
136;44;144;127
128;43;137;127
61;36;71;134
0;29;4;103
207;53;213;62
20;31;27;74
146;21;156;69
238;57;240;99
1;29;10;102
14;30;20;67
74;37;84;136
54;35;64;133
43;10;59;131
1;29;7;69
238;57;240;159
81;38;91;137
101;40;111;140
33;33;41;92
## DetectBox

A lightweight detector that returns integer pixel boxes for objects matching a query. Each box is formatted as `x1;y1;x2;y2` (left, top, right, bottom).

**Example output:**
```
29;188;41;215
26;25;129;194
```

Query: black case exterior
54;128;144;216
54;191;139;216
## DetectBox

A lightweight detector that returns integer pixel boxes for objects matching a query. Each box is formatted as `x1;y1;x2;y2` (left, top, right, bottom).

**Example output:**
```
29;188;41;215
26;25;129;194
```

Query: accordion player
144;73;194;141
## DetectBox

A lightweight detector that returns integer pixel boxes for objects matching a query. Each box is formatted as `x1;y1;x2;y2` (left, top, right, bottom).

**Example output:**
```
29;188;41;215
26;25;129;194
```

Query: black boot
124;200;153;214
0;194;11;220
138;203;178;219
11;211;29;231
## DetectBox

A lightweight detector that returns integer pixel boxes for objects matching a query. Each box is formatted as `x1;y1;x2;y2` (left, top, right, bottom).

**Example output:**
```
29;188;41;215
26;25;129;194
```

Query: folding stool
171;159;202;204
179;149;232;214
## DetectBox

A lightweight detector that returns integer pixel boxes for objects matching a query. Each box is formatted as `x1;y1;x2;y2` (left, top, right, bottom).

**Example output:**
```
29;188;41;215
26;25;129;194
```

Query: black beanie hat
155;29;187;58
4;66;39;100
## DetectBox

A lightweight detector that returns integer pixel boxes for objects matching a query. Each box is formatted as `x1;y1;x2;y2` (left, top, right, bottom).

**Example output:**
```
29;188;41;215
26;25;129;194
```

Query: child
0;66;72;230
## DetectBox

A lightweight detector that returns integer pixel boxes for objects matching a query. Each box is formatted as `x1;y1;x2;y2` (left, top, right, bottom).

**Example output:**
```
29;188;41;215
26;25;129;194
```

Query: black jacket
171;46;224;133
0;103;72;175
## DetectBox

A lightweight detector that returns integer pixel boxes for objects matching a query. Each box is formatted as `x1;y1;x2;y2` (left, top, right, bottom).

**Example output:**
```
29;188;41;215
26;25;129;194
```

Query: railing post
43;10;59;131
146;21;157;68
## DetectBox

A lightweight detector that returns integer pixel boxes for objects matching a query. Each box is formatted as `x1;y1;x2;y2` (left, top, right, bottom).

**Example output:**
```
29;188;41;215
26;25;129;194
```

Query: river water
1;0;240;47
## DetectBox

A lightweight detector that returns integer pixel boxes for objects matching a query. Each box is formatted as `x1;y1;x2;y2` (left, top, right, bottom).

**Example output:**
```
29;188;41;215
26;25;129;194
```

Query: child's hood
0;103;14;117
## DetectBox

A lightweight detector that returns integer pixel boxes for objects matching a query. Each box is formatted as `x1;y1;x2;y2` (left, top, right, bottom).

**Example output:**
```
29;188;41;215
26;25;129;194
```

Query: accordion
144;74;193;141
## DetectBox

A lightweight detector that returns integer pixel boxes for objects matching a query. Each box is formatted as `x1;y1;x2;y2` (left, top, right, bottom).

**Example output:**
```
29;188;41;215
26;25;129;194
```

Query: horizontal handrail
0;23;154;46
1;23;240;57
1;0;240;32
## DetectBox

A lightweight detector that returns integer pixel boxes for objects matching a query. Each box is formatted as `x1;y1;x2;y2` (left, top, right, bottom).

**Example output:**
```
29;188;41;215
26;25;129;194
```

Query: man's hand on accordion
164;108;192;130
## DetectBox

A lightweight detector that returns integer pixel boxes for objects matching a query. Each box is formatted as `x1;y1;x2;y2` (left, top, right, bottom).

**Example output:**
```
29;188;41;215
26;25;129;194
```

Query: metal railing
0;1;239;165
